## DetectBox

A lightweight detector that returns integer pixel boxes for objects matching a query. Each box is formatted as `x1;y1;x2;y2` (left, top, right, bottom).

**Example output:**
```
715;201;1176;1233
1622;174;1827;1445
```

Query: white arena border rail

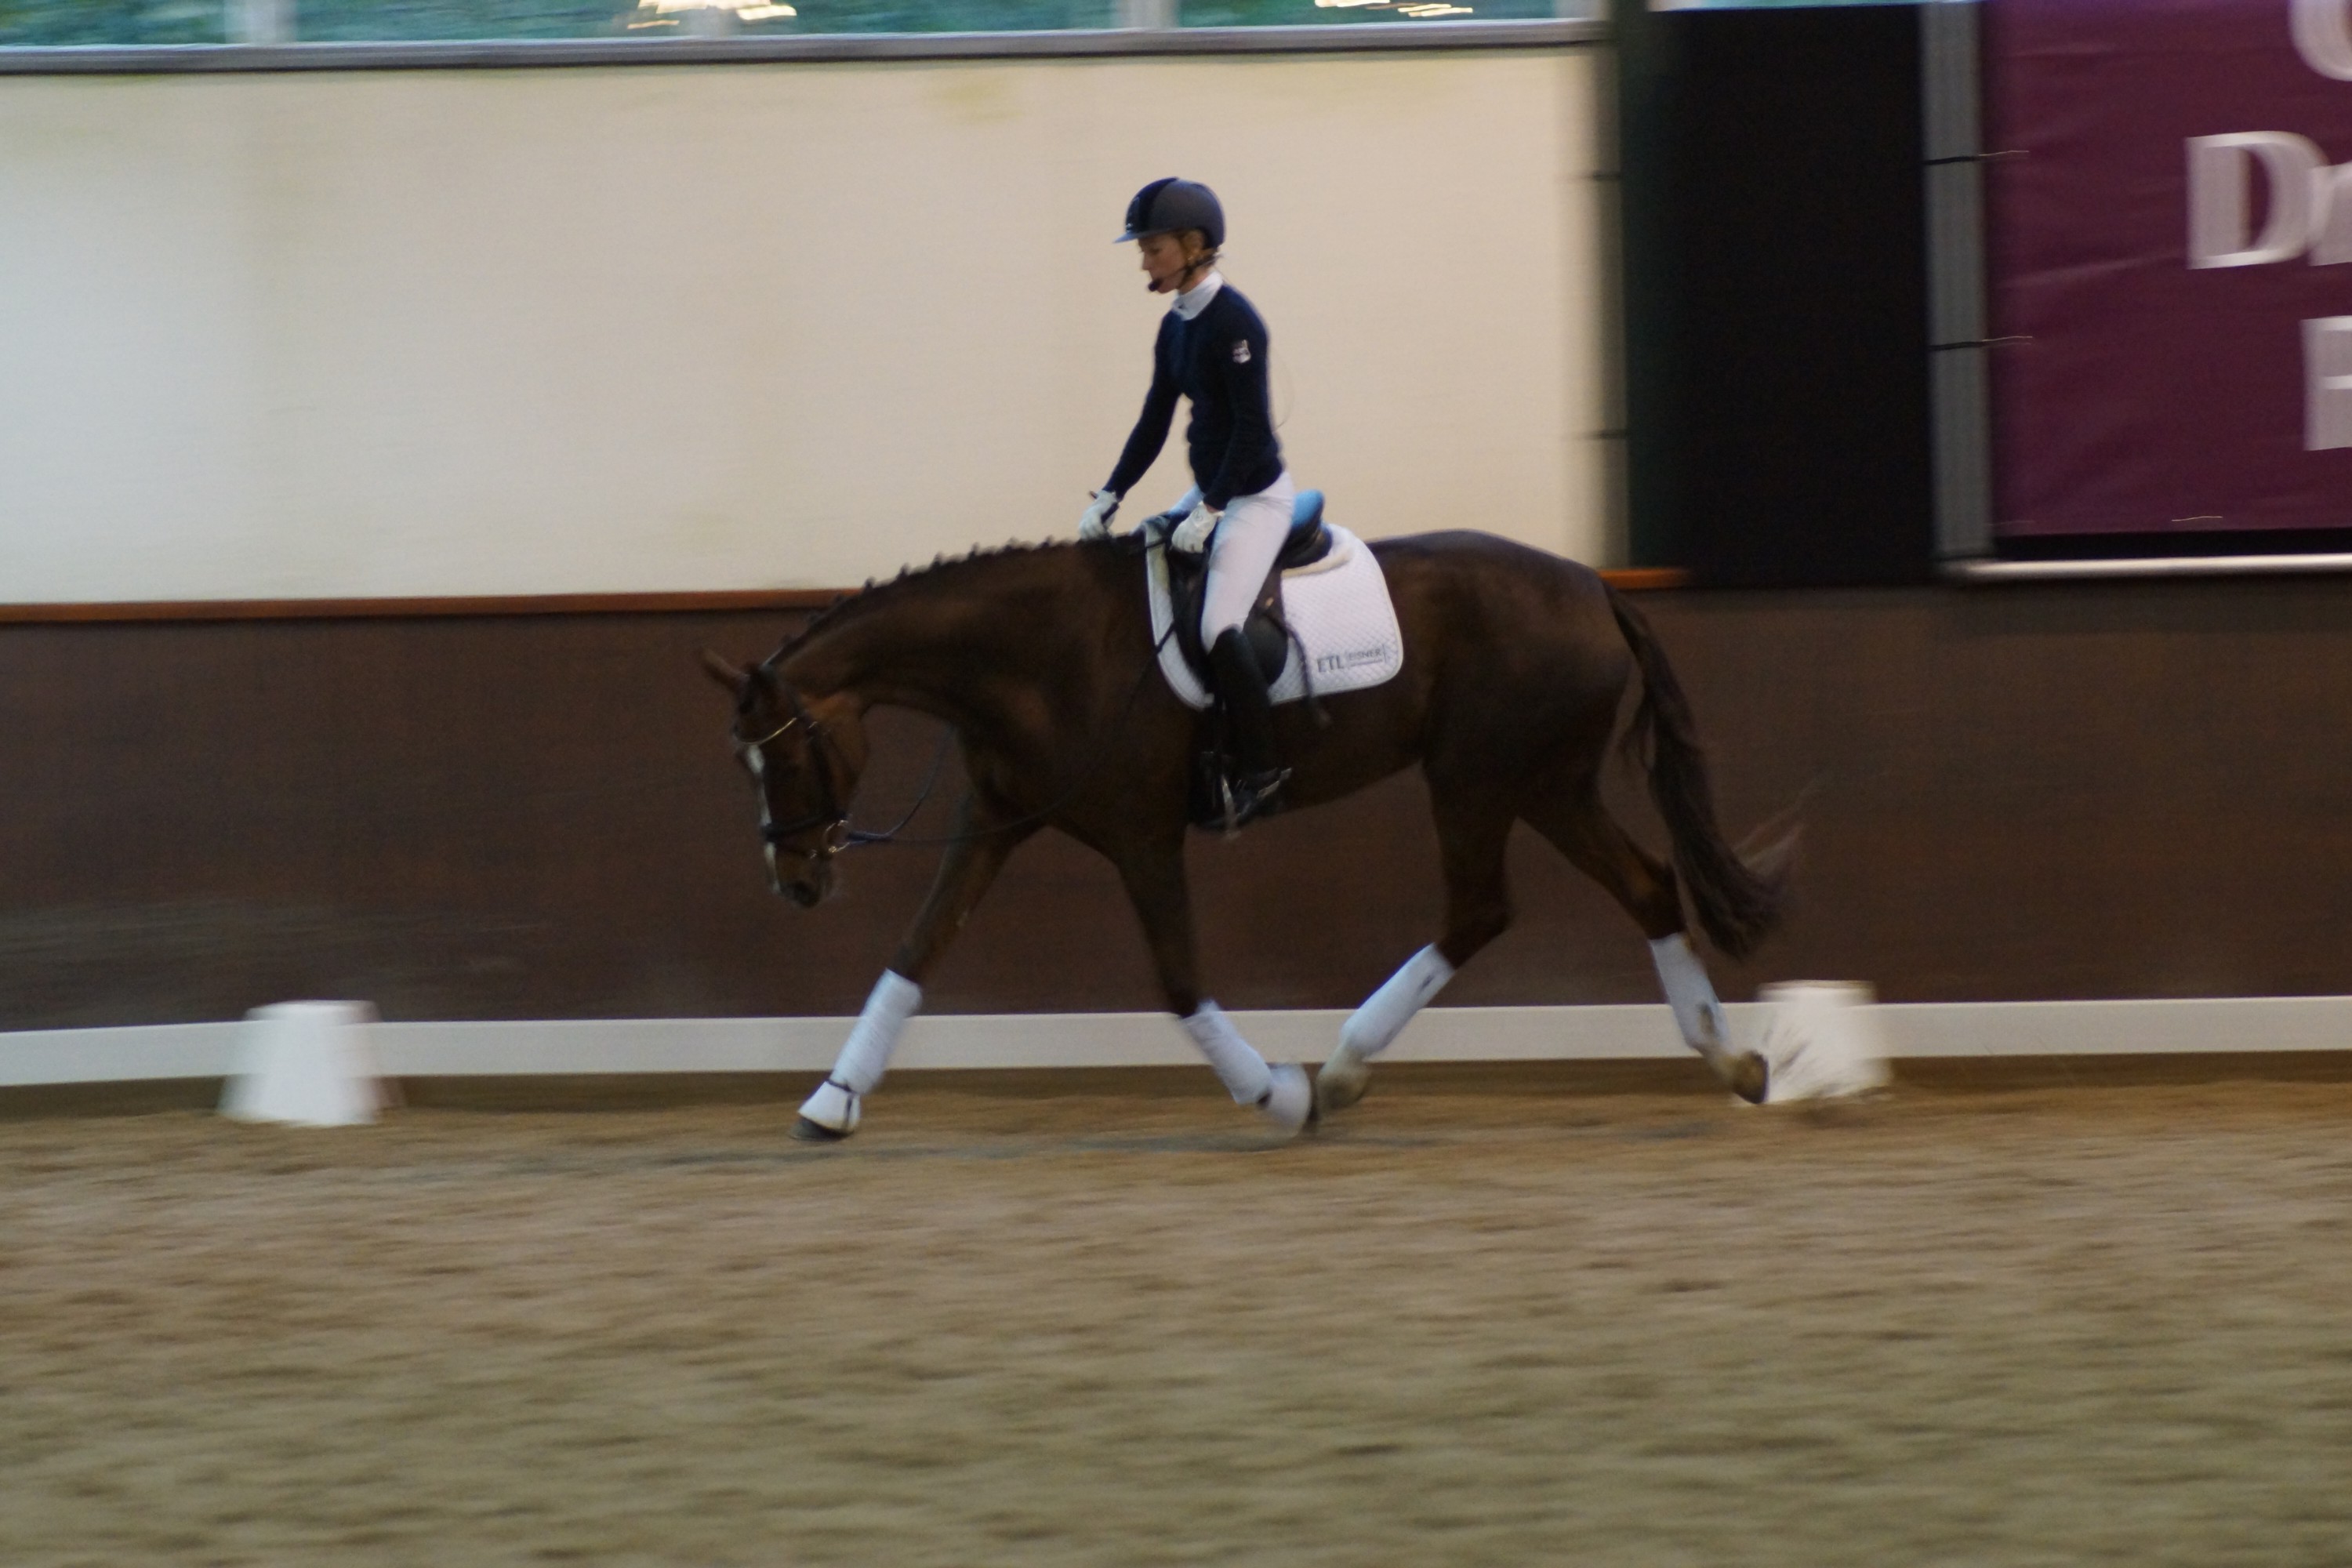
3;998;2349;1090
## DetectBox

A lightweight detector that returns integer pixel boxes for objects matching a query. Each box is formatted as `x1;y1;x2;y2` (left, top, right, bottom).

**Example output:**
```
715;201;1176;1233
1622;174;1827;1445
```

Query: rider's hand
1171;501;1221;555
1077;489;1120;540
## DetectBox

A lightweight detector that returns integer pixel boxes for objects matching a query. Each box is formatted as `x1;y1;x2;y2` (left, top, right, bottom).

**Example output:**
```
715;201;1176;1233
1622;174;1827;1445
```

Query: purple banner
1988;0;2352;539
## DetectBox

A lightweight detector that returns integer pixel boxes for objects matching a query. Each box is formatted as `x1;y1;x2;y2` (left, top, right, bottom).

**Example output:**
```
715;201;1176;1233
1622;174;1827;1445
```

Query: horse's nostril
786;881;821;909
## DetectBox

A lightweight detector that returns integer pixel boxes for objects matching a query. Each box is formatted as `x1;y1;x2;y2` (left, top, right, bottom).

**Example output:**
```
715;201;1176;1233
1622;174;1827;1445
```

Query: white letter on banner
2189;134;2325;267
2311;163;2352;263
2304;317;2352;449
2294;0;2352;79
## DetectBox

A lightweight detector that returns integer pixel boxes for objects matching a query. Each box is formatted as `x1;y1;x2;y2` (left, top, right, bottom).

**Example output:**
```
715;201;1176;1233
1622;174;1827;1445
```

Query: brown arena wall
4;576;2350;1031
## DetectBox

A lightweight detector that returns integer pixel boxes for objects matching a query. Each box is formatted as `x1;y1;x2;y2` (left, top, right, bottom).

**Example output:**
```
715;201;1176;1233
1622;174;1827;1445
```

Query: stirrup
1218;767;1290;837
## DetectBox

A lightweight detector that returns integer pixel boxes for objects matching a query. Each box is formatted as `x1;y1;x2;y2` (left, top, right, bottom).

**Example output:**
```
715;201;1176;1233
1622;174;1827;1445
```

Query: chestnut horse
702;529;1785;1142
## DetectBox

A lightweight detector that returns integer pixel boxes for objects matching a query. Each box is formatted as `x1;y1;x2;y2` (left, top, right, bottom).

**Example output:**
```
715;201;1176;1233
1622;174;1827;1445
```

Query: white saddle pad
1145;524;1405;710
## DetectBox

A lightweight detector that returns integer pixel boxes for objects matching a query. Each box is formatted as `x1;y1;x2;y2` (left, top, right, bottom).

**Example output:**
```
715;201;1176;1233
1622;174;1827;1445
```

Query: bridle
731;543;1183;868
736;671;858;862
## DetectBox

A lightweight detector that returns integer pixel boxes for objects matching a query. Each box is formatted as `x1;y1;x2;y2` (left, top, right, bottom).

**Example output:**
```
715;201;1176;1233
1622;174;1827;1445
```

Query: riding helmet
1117;177;1225;249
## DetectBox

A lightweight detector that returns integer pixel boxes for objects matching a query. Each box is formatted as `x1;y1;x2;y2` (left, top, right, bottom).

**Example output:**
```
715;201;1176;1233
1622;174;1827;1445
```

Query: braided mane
761;538;1077;666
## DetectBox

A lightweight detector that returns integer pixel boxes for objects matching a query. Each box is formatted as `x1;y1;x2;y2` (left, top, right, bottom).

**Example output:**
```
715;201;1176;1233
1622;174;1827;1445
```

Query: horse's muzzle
772;858;834;908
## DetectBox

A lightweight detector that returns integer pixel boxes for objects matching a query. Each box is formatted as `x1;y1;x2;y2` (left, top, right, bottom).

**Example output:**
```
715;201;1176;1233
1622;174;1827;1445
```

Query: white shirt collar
1171;270;1225;321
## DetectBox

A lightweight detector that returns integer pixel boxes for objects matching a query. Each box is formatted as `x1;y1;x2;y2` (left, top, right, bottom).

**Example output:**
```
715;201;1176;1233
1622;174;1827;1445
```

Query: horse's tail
1605;583;1789;960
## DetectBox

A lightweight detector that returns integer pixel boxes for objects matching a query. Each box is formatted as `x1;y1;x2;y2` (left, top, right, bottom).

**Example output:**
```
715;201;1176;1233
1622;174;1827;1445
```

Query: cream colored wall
0;50;1609;602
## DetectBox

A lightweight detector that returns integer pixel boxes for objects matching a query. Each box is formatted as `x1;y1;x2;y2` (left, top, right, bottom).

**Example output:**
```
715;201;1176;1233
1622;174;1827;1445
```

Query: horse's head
701;651;870;908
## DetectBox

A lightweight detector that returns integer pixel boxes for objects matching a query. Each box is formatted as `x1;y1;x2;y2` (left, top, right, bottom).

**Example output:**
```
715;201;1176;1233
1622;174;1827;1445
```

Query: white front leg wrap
1341;946;1457;1062
799;971;924;1133
1181;1002;1273;1105
823;973;913;1100
1649;934;1729;1060
832;969;924;1094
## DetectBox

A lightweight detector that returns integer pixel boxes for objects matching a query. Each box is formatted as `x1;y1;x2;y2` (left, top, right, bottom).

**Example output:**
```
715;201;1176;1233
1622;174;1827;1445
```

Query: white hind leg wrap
830;969;924;1094
1181;1002;1273;1105
1649;934;1729;1059
1341;946;1457;1062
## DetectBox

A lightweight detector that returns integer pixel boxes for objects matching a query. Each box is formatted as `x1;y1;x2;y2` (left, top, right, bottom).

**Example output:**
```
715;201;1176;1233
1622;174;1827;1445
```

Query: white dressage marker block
1756;982;1893;1103
221;1002;390;1127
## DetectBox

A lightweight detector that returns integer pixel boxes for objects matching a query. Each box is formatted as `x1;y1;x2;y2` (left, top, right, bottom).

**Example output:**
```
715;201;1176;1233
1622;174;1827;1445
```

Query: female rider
1078;177;1293;828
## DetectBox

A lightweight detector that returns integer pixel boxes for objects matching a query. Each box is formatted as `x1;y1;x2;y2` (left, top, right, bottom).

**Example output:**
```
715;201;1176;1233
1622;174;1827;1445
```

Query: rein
742;535;1178;857
839;622;1175;851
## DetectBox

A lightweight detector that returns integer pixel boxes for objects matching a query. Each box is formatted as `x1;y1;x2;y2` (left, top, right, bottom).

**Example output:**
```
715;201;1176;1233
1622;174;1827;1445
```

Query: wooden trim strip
0;569;1685;627
1597;568;1690;592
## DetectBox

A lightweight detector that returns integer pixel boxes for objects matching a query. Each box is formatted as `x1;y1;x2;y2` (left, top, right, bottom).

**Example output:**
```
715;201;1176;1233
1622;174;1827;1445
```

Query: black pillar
1618;2;1935;587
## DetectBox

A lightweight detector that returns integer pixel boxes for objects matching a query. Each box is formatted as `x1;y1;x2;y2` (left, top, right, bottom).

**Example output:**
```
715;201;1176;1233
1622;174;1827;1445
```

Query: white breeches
1171;470;1296;642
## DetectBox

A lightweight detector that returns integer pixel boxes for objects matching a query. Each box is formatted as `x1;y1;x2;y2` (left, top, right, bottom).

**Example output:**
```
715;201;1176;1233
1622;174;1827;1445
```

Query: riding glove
1170;500;1221;555
1077;488;1121;540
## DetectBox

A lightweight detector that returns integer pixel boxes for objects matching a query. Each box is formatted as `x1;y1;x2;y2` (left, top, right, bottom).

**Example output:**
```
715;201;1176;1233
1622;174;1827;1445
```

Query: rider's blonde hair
1176;228;1221;281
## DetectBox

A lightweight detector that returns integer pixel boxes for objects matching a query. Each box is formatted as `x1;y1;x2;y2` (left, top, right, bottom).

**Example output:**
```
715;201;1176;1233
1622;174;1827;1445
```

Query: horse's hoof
795;1077;861;1137
1255;1065;1312;1138
1316;1049;1372;1116
1725;1050;1770;1106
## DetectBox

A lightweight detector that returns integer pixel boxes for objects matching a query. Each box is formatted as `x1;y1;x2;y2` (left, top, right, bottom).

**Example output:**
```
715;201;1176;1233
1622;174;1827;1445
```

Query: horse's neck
779;553;1105;731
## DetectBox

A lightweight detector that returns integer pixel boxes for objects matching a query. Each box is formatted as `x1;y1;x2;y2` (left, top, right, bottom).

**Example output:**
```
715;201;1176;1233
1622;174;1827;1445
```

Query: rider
1078;176;1294;828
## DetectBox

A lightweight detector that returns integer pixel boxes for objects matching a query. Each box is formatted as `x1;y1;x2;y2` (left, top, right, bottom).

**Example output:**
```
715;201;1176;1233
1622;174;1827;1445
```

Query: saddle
1149;489;1333;688
1134;491;1333;830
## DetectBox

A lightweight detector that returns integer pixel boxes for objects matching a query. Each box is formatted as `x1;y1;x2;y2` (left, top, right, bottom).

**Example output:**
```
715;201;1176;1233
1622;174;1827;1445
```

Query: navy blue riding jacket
1103;284;1283;512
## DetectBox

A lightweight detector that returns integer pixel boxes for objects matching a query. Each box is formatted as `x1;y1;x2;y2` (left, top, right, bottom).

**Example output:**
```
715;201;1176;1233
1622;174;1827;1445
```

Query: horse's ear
699;648;749;692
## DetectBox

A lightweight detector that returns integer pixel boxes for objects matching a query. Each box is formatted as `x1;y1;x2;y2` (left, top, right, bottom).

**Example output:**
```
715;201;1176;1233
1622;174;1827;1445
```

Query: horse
700;527;1788;1142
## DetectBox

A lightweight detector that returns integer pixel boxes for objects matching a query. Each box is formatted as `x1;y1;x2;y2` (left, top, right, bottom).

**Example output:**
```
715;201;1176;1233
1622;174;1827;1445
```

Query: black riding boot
1207;628;1289;831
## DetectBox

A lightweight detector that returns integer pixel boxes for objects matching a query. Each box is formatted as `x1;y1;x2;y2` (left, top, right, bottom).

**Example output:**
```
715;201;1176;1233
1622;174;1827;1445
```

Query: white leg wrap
798;971;924;1134
1340;946;1457;1062
797;1077;859;1134
830;969;923;1095
1180;1001;1273;1105
1649;934;1729;1059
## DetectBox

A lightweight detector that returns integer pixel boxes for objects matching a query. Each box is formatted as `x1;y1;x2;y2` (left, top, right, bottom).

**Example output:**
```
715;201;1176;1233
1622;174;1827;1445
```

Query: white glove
1077;488;1120;540
1170;500;1221;555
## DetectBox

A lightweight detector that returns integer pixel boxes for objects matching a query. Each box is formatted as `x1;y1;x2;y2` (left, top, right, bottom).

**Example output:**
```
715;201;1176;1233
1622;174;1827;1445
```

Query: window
1;0;1577;47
